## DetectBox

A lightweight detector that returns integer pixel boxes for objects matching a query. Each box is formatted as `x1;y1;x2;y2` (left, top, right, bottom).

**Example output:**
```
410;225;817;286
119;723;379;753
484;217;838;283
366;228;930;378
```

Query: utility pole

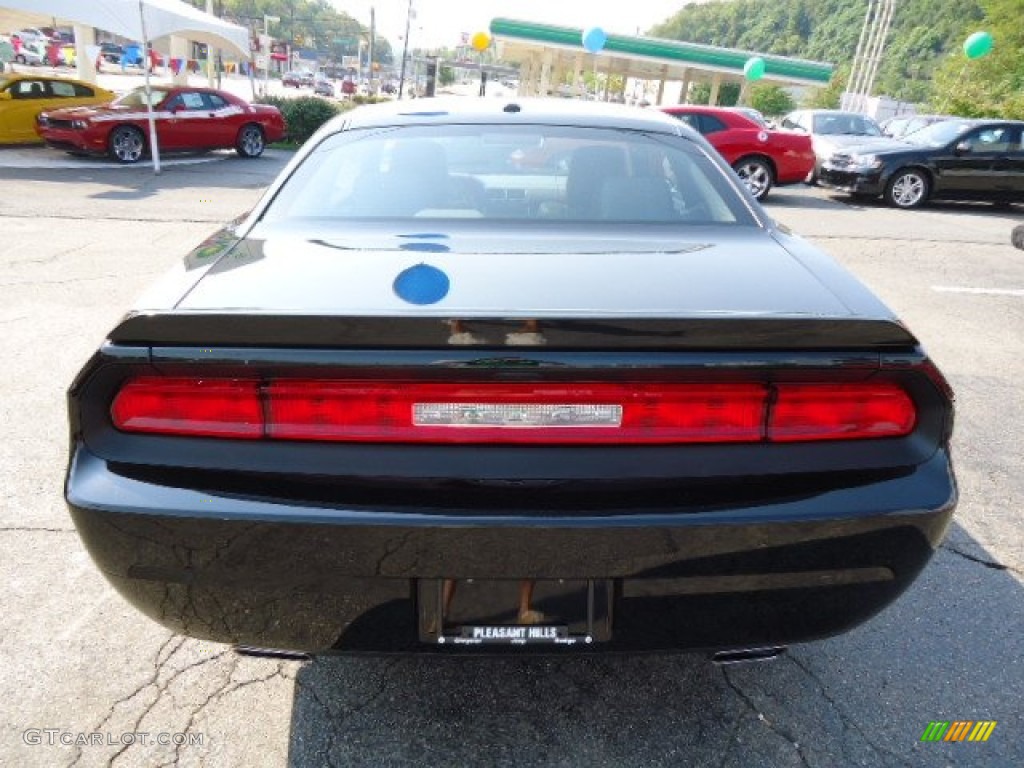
398;0;412;98
368;7;375;93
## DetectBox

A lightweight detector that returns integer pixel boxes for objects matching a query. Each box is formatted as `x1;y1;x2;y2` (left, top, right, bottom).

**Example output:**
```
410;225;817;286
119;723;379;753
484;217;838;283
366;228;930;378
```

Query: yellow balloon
471;31;491;52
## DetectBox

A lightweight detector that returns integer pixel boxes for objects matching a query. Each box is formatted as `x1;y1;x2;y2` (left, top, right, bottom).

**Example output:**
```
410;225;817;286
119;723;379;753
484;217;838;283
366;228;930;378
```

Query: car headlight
848;154;883;171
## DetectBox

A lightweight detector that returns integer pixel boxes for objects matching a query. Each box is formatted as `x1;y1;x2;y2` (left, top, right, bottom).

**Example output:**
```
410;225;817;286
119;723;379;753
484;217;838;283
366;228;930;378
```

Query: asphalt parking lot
1;147;1021;768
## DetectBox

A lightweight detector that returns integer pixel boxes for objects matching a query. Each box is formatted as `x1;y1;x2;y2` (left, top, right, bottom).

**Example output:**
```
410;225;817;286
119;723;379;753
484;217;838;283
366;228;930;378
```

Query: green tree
804;66;848;109
690;82;741;106
218;0;391;64
749;84;796;115
650;0;985;107
930;0;1024;117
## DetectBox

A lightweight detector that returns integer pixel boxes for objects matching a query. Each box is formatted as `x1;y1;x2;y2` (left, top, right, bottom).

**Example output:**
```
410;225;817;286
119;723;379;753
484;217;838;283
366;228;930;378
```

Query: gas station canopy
489;17;833;103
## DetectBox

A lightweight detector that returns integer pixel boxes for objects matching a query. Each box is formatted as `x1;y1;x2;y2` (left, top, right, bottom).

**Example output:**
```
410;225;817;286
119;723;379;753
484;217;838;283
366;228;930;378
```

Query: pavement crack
69;635;184;768
787;655;915;768
720;666;810;768
171;653;268;765
108;648;231;766
713;704;744;768
941;543;1018;574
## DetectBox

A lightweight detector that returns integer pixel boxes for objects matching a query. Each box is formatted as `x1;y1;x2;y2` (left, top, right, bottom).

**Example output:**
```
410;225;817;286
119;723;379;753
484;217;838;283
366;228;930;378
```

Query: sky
331;0;696;51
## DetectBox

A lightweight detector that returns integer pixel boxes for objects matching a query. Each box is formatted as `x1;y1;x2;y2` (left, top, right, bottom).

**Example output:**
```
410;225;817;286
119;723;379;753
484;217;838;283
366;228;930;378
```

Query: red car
36;85;287;163
661;105;814;200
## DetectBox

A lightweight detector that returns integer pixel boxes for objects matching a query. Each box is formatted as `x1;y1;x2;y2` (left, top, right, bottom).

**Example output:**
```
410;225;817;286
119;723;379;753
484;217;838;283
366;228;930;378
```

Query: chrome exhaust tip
711;646;787;665
234;645;311;661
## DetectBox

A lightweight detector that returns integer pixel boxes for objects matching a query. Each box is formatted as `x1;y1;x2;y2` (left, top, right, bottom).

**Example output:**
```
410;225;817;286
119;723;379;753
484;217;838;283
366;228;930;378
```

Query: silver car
781;108;892;183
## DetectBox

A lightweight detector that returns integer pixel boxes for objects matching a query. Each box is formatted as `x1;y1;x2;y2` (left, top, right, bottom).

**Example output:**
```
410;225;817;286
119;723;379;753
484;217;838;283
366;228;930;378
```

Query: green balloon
743;57;766;81
963;31;993;60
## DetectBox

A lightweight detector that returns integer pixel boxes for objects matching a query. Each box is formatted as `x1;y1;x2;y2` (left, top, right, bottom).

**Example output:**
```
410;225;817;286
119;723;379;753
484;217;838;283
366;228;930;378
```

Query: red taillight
109;378;917;444
266;381;767;444
769;383;916;441
110;377;263;438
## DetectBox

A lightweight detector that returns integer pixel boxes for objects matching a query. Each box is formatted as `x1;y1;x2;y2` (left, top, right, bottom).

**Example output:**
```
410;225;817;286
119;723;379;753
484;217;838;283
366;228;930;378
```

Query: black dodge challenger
65;98;956;656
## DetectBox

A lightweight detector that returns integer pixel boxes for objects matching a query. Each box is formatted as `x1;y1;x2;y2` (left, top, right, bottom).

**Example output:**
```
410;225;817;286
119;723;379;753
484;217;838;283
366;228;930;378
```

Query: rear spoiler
109;312;918;351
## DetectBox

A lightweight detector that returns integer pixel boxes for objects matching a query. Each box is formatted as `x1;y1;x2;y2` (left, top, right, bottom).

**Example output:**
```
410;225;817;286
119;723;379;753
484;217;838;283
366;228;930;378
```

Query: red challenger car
661;105;814;200
36;85;286;163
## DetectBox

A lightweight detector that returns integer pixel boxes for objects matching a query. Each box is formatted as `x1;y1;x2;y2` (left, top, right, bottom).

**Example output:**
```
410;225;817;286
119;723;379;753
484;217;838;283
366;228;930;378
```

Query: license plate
418;578;612;646
458;624;574;645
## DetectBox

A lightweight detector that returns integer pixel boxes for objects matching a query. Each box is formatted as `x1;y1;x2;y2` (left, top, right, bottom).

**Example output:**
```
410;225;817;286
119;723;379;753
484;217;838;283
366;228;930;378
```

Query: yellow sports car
0;74;115;144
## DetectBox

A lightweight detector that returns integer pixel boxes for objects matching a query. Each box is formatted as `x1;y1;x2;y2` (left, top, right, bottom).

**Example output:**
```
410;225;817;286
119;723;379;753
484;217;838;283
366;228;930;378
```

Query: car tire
236;124;265;158
884;169;929;209
733;156;774;201
1012;224;1024;251
15;54;26;65
108;125;145;164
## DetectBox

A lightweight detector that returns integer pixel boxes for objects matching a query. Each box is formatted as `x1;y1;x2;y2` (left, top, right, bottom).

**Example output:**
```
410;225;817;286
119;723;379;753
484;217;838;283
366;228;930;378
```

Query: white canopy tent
1;0;251;172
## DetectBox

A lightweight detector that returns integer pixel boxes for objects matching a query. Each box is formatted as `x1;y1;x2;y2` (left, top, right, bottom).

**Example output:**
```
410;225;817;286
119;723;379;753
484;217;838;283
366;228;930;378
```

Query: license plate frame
418;578;612;647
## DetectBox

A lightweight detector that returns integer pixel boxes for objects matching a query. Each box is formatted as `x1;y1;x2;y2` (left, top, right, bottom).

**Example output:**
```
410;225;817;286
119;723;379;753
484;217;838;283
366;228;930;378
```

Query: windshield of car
903;120;975;147
261;124;757;228
112;87;168;108
812;113;881;136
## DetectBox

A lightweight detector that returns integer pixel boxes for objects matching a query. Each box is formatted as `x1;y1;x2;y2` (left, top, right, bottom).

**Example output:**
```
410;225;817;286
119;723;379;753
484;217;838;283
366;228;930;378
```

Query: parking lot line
932;286;1024;297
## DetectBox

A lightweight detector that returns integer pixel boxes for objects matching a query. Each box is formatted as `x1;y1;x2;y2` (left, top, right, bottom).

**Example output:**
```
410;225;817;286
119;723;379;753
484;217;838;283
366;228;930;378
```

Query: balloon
963;31;993;60
470;31;491;53
743;57;766;81
581;26;607;54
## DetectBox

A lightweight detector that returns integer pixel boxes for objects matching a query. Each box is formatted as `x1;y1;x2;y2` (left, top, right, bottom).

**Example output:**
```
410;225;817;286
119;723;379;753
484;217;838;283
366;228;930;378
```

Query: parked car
313;76;334;97
820;118;1024;209
16;28;53;45
662;105;814;199
98;42;124;65
282;69;314;88
36;85;286;162
0;74;115;144
12;40;46;66
780;108;890;183
64;97;956;656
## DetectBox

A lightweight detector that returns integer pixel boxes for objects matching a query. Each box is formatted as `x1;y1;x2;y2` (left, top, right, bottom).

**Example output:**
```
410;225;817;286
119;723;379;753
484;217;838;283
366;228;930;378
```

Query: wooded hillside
650;0;983;105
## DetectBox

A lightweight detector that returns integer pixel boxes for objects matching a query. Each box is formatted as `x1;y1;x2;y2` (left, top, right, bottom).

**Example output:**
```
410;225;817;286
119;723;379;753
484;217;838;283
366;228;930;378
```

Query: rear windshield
262;124;758;227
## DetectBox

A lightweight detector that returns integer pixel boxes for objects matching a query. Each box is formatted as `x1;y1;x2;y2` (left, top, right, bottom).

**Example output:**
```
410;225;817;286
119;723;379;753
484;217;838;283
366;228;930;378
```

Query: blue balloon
393;263;450;305
581;26;607;54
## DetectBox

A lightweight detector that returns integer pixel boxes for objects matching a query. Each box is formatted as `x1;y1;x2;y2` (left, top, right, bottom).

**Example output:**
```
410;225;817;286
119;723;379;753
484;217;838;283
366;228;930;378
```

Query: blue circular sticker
393;263;450;305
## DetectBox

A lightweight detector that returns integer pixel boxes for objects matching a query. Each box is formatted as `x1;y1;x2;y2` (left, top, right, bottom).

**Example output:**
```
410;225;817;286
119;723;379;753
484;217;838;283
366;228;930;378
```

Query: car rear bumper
67;444;956;654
